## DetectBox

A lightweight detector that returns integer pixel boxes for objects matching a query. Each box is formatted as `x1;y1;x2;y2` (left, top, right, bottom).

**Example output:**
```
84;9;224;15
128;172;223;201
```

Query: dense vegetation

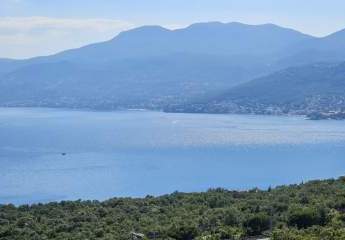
1;177;345;240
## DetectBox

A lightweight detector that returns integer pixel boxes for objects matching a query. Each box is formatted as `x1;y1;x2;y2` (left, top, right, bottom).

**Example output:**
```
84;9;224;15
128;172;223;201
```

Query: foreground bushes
1;177;345;239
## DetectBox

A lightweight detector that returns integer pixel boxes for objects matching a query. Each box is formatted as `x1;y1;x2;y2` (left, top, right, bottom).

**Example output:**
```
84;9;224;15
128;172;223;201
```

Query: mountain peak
119;25;170;35
187;21;225;28
186;21;259;30
114;25;170;41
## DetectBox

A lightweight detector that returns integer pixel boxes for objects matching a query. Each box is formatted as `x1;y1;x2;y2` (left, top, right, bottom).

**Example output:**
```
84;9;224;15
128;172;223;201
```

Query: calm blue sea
0;108;345;205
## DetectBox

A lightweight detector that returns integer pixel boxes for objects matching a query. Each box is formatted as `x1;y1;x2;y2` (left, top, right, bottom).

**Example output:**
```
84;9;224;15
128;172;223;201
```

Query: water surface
0;108;345;205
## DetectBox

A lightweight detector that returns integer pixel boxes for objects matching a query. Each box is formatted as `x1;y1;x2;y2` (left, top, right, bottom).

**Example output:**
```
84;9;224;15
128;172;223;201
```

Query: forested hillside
1;177;345;239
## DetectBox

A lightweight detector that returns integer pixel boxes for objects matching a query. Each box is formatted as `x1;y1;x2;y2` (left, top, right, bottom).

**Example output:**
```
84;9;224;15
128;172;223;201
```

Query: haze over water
1;108;345;205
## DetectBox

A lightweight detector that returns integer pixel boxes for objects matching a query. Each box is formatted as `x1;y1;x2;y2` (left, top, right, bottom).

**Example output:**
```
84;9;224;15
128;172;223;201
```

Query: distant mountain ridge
1;22;313;67
0;22;344;111
277;28;345;68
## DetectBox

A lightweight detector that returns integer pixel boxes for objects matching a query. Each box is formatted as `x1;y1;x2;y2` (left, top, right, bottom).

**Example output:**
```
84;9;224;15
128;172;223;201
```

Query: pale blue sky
1;0;345;58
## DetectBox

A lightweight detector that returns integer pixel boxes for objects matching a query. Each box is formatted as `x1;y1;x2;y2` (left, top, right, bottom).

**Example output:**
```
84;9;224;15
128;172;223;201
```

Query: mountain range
0;22;344;112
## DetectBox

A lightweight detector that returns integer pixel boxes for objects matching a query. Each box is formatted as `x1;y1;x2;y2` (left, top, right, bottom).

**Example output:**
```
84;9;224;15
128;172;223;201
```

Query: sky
1;0;345;59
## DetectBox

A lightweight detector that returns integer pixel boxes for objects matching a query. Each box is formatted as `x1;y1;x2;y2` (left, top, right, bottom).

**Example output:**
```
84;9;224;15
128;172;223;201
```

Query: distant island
1;177;345;239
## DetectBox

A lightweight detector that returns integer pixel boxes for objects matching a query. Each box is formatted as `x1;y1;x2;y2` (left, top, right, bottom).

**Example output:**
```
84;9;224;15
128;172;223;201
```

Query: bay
0;108;344;205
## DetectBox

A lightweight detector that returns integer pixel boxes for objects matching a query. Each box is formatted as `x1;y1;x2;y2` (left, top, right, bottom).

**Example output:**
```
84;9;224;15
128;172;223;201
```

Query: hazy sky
1;0;345;59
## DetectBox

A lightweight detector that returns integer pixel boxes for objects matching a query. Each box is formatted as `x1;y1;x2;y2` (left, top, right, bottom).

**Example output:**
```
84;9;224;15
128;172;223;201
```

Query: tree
244;213;270;236
168;221;199;240
288;206;323;229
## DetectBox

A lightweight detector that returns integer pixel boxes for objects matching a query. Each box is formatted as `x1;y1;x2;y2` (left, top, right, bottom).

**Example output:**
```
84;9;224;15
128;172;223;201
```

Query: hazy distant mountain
0;22;344;110
277;29;345;67
49;22;312;63
0;55;268;109
168;62;345;114
1;22;313;70
0;59;25;74
222;62;345;103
